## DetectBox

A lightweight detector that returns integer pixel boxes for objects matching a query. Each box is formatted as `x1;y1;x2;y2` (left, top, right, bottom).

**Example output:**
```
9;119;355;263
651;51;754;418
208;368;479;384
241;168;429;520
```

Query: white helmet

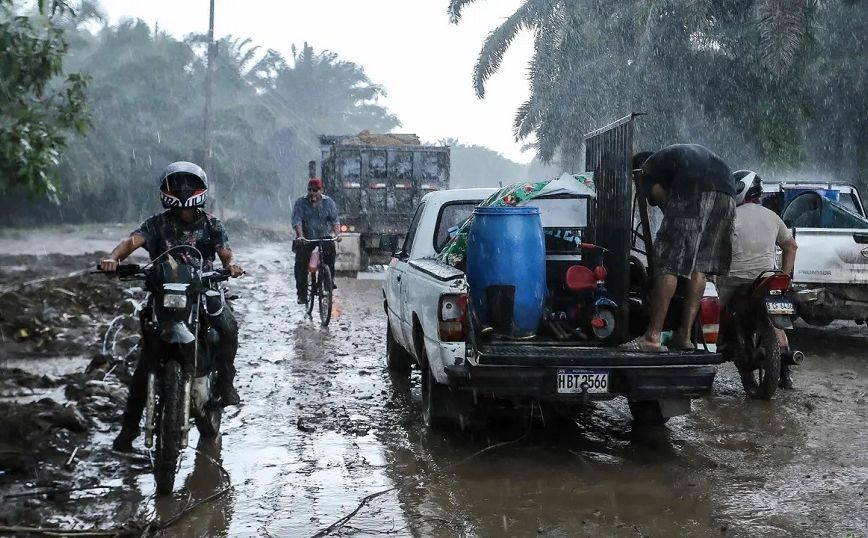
733;170;762;206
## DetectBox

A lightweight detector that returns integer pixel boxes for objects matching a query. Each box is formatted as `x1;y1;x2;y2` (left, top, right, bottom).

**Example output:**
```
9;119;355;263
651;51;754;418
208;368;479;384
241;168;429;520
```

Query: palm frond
756;0;808;75
472;0;557;98
447;0;484;24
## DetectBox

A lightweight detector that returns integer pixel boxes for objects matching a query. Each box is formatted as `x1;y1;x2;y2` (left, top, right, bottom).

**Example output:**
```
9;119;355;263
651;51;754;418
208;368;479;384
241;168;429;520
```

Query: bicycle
298;237;337;327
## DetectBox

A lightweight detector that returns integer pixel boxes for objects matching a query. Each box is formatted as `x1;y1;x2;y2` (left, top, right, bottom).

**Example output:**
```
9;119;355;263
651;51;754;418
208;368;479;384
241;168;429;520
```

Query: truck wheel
386;320;413;374
800;313;832;327
628;400;669;426
421;363;451;429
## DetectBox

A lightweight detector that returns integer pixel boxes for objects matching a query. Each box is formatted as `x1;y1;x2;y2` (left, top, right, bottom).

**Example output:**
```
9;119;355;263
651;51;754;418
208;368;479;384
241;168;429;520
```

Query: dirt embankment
0;252;142;528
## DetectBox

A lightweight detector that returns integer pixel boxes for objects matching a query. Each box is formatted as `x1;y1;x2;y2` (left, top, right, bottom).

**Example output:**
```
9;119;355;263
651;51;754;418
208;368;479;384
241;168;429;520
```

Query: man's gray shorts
655;191;735;278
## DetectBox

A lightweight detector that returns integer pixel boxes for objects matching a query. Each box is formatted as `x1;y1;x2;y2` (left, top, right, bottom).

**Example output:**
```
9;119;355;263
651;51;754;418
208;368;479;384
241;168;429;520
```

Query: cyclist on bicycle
292;177;341;304
98;161;244;451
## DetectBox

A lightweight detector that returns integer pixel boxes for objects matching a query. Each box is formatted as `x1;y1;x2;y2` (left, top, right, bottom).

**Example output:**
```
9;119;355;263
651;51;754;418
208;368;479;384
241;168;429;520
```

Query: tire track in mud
158;244;410;537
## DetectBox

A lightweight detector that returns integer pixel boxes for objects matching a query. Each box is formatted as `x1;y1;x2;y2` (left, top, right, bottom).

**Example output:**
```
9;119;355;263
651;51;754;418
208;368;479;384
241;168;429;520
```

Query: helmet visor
161;172;207;207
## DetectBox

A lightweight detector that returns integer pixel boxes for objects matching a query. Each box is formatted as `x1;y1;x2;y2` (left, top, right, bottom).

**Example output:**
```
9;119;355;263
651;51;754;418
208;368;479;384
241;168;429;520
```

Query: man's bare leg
674;272;707;349
642;273;679;348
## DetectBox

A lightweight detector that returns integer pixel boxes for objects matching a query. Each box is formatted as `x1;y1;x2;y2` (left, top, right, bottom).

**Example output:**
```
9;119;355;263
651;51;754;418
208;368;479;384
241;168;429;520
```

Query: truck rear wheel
386;320;413;374
628;400;670;427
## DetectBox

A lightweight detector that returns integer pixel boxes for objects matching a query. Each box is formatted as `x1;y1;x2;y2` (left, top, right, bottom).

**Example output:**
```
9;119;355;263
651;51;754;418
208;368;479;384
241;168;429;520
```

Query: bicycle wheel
318;265;333;327
306;270;317;318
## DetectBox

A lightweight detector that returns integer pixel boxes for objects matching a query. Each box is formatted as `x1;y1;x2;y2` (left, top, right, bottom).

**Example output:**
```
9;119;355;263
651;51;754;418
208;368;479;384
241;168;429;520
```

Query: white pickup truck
762;181;868;325
383;188;723;429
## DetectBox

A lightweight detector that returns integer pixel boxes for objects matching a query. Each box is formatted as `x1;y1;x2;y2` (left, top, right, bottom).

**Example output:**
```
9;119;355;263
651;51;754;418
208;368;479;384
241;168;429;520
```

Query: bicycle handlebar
297;237;338;243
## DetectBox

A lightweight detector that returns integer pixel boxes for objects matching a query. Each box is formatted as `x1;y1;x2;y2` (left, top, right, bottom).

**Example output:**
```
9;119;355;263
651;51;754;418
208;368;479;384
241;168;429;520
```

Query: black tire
306;271;317;318
738;316;781;400
195;374;222;439
800;313;832;327
154;361;185;495
386;320;412;373
421;364;452;430
628;400;670;426
318;265;333;327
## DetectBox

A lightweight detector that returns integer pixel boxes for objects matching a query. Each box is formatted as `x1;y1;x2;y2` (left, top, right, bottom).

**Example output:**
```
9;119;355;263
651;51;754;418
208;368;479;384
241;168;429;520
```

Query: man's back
642;143;735;197
729;203;792;279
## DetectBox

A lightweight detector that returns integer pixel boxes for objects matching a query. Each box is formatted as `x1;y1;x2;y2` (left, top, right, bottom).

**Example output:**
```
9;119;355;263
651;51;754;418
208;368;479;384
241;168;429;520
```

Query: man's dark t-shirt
642;144;734;199
132;210;229;268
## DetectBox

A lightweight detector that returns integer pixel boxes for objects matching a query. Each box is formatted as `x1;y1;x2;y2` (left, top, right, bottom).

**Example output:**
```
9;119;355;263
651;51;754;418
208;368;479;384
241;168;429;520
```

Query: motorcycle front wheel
154;361;185;494
737;316;781;400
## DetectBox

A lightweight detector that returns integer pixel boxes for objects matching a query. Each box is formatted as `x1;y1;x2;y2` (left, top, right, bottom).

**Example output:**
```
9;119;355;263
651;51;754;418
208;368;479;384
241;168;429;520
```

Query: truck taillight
439;294;467;342
700;296;720;344
340;224;349;233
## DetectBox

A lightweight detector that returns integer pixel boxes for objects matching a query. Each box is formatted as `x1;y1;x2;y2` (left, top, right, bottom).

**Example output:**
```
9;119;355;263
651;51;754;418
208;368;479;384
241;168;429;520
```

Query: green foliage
0;0;89;196
1;13;400;225
452;0;865;181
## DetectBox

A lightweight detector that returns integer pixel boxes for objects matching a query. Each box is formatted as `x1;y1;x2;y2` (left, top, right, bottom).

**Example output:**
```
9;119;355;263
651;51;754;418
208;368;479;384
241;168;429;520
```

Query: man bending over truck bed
634;144;737;352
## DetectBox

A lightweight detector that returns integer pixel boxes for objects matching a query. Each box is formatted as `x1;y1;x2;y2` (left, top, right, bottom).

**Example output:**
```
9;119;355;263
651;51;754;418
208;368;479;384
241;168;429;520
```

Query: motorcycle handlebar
94;263;144;277
202;268;232;283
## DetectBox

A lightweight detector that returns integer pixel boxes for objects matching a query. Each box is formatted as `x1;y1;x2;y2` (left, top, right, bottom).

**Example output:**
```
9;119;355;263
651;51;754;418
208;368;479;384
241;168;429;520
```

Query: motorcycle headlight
163;293;187;309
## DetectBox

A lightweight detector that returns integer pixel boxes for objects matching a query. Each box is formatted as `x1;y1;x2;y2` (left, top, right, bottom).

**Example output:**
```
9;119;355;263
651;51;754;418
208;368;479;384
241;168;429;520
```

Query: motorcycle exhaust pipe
144;373;156;448
182;377;192;447
782;350;805;365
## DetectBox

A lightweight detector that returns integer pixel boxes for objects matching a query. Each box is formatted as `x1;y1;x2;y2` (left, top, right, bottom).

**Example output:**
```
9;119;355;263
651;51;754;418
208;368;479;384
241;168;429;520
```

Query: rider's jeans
293;241;336;298
120;303;239;430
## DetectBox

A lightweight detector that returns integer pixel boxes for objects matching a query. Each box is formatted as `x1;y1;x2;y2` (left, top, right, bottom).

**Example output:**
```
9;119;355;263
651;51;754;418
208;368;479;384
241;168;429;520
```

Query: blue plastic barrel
466;206;546;337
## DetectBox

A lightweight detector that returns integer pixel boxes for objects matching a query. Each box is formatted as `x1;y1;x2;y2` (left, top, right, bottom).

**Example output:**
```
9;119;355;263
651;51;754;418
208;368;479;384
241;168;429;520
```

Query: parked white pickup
383;188;723;430
763;182;868;325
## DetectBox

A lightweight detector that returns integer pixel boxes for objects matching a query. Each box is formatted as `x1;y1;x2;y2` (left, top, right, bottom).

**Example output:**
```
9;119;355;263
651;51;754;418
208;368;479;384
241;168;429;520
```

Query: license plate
556;368;609;394
765;299;795;315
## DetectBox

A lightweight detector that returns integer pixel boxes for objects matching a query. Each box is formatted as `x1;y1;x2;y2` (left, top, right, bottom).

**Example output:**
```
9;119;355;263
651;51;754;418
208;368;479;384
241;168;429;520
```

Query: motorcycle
563;243;619;342
721;270;804;400
98;246;232;494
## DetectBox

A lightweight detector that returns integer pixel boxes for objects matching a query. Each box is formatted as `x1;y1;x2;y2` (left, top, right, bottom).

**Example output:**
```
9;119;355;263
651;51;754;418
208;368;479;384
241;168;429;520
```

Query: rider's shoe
779;365;794;390
297;295;307;305
219;383;241;406
112;424;139;452
332;281;337;290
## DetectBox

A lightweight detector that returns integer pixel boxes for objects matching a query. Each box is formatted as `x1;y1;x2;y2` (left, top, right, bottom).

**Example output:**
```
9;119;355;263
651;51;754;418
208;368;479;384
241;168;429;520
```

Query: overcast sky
97;0;536;163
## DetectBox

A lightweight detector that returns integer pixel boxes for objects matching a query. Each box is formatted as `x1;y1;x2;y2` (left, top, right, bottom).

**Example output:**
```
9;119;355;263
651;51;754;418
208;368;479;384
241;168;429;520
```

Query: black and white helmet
733;170;763;206
159;161;208;208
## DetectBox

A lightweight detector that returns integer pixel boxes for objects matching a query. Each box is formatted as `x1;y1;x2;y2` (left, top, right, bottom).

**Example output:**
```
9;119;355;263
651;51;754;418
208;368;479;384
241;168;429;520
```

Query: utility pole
203;0;219;216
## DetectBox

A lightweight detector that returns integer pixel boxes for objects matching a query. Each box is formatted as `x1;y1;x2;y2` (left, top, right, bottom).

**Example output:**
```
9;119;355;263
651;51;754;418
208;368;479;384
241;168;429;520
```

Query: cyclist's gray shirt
292;195;340;239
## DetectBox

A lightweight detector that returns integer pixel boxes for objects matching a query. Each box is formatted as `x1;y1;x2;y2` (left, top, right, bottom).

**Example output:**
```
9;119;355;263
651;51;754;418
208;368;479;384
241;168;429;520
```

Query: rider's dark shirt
642;144;735;198
132;210;229;268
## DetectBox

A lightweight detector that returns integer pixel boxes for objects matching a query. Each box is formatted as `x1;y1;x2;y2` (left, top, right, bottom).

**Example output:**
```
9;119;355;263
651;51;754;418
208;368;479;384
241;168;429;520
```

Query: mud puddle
0;237;866;537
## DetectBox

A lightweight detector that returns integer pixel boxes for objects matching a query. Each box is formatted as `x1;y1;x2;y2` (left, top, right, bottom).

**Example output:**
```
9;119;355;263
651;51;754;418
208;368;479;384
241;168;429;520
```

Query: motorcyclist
717;170;799;389
291;177;341;304
99;162;244;452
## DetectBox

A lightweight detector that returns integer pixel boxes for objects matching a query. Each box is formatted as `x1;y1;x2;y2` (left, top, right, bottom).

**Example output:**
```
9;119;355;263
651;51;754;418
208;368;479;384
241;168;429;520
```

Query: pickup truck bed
385;188;723;429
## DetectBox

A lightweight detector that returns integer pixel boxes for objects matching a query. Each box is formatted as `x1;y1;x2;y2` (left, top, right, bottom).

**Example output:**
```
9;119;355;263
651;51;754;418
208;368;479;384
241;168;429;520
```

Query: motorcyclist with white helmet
98;162;244;451
718;170;799;389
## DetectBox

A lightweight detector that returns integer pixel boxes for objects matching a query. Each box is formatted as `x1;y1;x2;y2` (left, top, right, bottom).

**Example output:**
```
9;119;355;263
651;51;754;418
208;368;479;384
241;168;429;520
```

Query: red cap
308;178;324;191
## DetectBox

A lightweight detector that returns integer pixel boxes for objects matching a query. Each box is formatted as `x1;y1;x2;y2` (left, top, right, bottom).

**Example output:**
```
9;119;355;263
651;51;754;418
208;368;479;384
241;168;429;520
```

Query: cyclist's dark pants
293;241;336;298
120;302;238;431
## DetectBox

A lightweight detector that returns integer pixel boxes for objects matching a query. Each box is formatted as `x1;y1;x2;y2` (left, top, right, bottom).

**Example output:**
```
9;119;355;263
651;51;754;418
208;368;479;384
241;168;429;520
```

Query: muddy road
1;237;867;537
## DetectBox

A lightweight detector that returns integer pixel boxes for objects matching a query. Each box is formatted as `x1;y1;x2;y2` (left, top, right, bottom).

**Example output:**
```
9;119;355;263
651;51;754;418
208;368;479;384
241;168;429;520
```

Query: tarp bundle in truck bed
438;172;595;267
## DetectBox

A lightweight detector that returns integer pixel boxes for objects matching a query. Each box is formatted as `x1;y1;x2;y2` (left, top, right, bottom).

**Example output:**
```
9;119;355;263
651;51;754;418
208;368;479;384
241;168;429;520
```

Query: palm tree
449;0;825;166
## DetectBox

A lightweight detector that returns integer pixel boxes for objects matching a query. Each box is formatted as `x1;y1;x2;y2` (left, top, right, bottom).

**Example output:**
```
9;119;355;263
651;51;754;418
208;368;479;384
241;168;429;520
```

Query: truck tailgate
474;342;723;367
793;228;868;284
